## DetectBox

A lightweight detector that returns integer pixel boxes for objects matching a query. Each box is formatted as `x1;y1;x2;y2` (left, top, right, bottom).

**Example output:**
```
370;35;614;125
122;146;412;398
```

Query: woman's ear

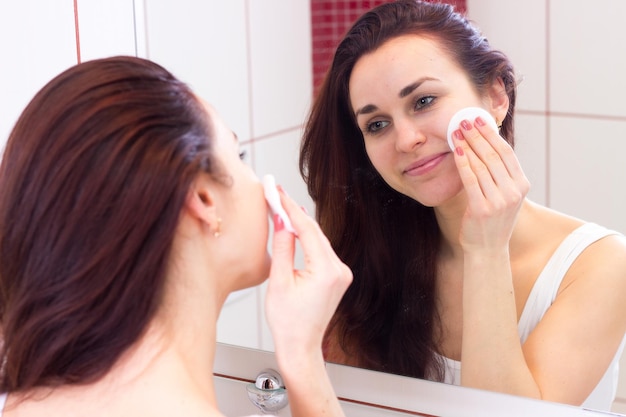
485;77;510;125
185;181;219;229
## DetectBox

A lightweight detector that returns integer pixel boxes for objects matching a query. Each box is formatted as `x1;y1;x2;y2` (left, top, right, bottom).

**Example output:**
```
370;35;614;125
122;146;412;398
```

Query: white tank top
438;222;625;411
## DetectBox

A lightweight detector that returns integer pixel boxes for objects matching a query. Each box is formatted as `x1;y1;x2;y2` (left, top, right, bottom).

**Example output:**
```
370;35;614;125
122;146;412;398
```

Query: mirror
138;0;626;414
1;0;624;415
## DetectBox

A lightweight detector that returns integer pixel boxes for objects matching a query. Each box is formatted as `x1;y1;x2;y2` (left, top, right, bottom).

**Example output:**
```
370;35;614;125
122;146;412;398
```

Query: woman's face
349;35;494;207
203;102;271;291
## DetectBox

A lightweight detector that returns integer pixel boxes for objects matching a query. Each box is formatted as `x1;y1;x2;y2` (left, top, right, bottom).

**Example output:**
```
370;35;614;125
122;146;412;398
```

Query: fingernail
460;120;472;130
274;213;285;232
475;116;485;126
455;146;464;156
277;185;289;197
454;129;464;140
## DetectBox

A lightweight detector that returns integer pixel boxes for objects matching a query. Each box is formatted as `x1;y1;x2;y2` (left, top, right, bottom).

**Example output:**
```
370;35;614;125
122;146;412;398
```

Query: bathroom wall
466;0;626;412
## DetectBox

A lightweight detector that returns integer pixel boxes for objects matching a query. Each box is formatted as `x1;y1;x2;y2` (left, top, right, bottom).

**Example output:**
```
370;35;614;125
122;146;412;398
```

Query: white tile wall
143;0;251;142
467;0;626;413
550;0;626;118
0;0;77;147
247;0;313;138
77;0;137;61
550;117;626;231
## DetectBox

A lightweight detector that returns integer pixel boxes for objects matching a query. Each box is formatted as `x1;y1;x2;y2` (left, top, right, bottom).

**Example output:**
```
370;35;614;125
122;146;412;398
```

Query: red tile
310;0;466;95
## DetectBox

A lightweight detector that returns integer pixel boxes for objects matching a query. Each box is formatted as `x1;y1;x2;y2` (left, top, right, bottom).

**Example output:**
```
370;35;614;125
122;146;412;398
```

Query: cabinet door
213;343;623;417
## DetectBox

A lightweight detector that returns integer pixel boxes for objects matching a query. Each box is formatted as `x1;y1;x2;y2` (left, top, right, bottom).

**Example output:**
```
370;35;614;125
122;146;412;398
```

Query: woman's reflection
299;0;626;411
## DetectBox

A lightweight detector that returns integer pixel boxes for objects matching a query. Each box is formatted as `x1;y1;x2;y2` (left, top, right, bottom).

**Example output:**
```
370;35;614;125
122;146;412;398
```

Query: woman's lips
403;152;449;176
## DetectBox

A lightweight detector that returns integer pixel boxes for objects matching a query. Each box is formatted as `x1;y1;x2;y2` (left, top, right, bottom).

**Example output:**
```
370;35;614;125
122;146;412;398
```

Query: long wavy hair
0;56;219;392
300;0;517;380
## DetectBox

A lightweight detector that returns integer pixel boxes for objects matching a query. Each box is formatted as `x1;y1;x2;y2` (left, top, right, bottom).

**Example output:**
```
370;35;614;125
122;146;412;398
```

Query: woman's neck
433;192;468;259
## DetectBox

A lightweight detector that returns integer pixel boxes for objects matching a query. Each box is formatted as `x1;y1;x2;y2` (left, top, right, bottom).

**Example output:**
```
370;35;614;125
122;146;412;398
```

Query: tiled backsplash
310;0;467;95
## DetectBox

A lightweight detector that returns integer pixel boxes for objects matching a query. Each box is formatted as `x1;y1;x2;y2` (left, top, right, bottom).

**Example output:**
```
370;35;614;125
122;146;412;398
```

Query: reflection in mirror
300;0;626;414
138;0;626;415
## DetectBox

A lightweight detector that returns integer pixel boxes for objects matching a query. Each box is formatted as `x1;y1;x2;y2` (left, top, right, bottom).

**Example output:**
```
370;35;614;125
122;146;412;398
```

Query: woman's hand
265;188;352;359
264;186;351;417
451;117;539;397
451;117;530;253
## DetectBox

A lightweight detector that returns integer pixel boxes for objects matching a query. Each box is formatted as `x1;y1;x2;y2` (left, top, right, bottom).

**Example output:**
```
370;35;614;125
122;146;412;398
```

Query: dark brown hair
300;0;517;379
0;56;217;391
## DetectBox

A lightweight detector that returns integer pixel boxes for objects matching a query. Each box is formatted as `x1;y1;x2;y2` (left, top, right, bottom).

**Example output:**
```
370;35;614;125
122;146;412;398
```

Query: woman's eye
414;96;435;110
239;150;247;160
366;120;390;133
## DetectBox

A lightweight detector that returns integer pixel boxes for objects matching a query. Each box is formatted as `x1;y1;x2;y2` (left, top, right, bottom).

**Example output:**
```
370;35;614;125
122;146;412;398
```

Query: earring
214;217;222;238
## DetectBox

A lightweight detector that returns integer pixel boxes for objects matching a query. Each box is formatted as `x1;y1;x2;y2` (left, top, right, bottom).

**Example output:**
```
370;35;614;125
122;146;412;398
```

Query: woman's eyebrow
399;76;438;98
355;104;378;117
355;77;440;117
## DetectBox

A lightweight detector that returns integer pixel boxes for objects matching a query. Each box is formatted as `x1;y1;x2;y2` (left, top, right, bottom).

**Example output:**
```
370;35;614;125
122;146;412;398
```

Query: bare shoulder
520;200;626;295
556;223;626;323
566;229;626;287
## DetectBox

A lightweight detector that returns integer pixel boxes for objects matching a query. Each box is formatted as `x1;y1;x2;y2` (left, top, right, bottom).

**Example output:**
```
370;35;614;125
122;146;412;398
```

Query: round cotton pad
262;174;296;234
446;107;498;151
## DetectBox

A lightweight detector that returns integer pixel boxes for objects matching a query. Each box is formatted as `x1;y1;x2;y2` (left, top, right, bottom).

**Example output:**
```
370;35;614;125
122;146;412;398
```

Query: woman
300;0;626;410
0;56;351;417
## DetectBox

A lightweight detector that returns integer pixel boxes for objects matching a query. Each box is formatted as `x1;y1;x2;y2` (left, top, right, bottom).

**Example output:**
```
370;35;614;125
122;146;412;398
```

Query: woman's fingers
265;185;352;363
451;117;530;249
452;117;529;204
279;188;350;282
268;210;296;289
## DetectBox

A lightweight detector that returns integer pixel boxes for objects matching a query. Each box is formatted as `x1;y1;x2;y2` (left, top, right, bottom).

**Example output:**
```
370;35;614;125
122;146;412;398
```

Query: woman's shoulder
523;200;586;234
527;199;626;278
519;200;625;257
517;200;626;285
566;223;626;279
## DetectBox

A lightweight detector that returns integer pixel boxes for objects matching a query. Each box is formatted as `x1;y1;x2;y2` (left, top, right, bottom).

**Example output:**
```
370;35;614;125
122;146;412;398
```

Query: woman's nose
394;120;426;153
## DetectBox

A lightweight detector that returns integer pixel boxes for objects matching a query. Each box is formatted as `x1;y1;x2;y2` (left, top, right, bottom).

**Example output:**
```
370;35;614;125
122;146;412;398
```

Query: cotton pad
262;174;296;234
446;107;498;151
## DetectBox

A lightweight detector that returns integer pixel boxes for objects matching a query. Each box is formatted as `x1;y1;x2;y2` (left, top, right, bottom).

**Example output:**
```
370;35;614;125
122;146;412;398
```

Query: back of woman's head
0;56;216;391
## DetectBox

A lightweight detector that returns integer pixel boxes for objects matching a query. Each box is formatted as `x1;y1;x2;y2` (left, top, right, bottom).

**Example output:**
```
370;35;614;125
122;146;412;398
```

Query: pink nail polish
455;146;464;156
454;129;464;140
274;213;284;232
460;120;472;130
475;116;485;126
